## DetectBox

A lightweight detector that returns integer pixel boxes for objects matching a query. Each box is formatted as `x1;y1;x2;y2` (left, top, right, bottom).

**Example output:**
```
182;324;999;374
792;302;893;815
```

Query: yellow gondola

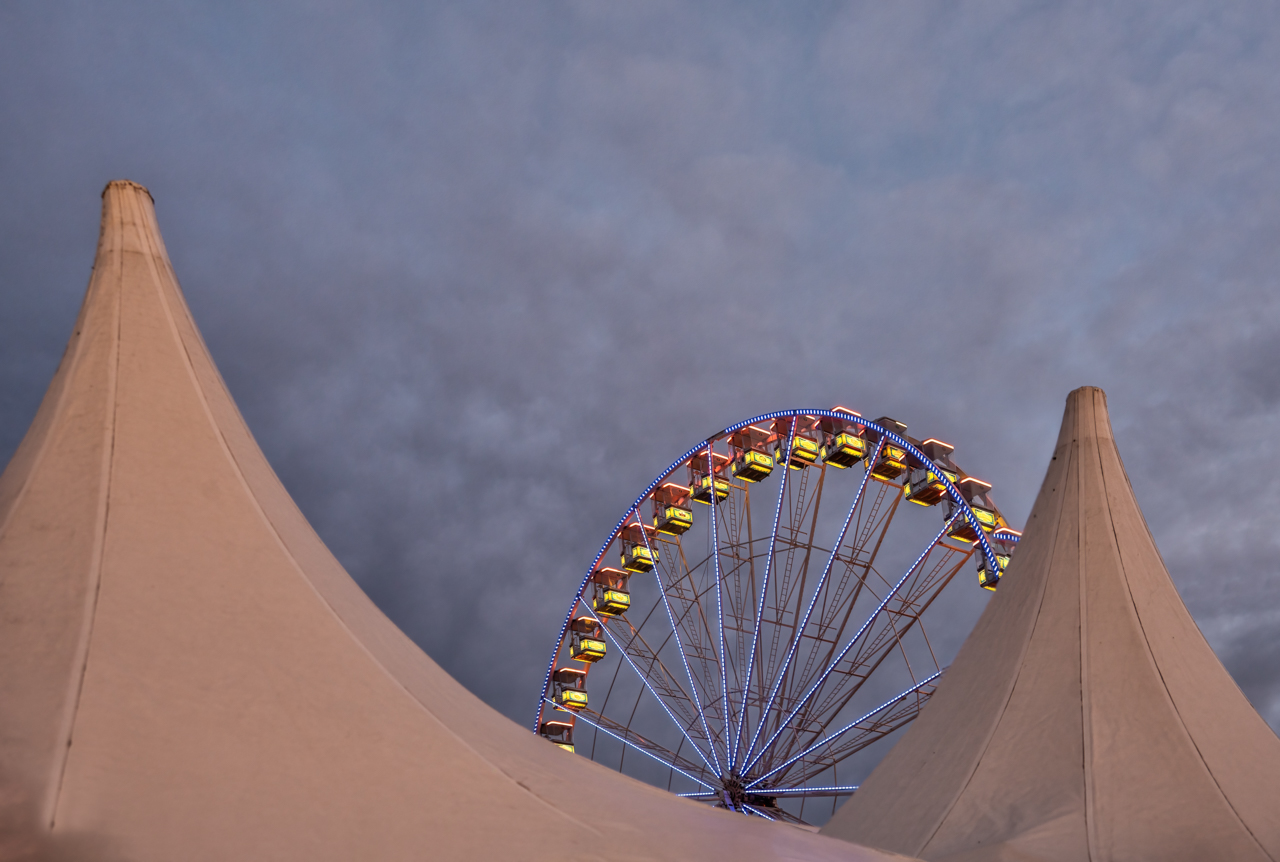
554;688;588;710
690;474;730;504
571;634;607;663
552;667;589;710
870;443;908;481
732;449;774;483
821;431;867;468
621;544;654;573
594;587;631;616
904;468;957;507
775;436;819;469
654;504;693;535
979;562;1001;591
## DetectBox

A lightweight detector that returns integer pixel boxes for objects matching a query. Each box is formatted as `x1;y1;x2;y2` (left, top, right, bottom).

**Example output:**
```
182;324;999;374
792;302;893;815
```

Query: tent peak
100;179;152;201
1061;384;1113;443
94;179;169;263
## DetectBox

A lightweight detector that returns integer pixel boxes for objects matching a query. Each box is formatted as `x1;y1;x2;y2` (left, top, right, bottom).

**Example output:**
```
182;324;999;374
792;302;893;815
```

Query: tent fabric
0;180;914;861
821;386;1280;861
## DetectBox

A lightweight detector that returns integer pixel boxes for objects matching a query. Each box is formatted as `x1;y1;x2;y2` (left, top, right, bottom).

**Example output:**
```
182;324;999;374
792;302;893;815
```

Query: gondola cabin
870;442;909;481
619;523;657;573
775;435;819;469
571;632;607;663
569;616;607;662
978;558;1001;591
540;720;575;753
977;528;1019;590
732;449;775;483
691;473;730;504
992;528;1020;576
652;482;695;535
622;544;654;573
904;467;958;506
655;504;694;535
945;501;981;543
821;431;867;468
971;504;998;531
594;586;631;616
553;667;589;710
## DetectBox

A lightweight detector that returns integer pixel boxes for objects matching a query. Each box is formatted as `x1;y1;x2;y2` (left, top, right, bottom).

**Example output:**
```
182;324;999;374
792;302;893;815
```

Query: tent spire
822;386;1280;861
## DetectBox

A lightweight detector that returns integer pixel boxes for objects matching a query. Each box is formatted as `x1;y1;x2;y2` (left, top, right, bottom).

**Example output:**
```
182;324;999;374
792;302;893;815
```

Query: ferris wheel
534;408;1020;825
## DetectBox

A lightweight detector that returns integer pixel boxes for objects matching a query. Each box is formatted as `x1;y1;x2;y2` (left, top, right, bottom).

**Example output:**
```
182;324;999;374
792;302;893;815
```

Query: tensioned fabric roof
0;181;914;861
821;386;1280;861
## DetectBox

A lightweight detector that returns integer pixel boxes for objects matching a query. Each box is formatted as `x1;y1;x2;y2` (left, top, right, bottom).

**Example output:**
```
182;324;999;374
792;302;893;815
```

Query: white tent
822;386;1280;861
0;181;912;861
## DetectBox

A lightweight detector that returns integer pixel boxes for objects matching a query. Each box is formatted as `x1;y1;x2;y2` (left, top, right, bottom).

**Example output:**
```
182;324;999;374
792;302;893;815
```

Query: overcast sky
2;0;1278;753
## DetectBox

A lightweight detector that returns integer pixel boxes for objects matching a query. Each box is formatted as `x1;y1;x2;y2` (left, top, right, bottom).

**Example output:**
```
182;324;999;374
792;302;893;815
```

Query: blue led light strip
733;415;796;771
766;784;860;795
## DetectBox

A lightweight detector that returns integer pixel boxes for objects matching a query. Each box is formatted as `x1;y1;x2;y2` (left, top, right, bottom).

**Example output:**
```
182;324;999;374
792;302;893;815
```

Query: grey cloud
2;0;1279;789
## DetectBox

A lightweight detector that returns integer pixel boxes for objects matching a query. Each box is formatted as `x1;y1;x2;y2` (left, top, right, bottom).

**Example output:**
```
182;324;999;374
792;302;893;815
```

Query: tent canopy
822;386;1280;861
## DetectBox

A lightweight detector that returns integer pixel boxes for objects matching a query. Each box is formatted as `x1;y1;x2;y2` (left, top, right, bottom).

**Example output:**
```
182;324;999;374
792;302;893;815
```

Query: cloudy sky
2;0;1278;754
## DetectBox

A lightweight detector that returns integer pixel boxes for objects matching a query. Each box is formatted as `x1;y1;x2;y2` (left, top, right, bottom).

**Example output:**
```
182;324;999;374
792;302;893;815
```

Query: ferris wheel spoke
734;415;796;770
547;702;718;790
763;785;862;798
603;614;723;745
742;516;954;777
746;670;943;790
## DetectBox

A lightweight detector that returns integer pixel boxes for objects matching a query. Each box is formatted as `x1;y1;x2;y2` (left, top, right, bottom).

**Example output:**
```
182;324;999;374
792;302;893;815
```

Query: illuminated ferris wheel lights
654;504;694;535
552;667;589;710
690;474;730;504
820;431;868;468
569;617;608;663
774;434;819;469
731;449;775;483
534;406;1023;824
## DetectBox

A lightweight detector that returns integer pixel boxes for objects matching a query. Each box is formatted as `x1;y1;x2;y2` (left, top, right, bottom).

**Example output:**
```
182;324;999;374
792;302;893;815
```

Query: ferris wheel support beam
746;669;943;790
783;548;968;762
742;516;955;777
740;436;886;769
